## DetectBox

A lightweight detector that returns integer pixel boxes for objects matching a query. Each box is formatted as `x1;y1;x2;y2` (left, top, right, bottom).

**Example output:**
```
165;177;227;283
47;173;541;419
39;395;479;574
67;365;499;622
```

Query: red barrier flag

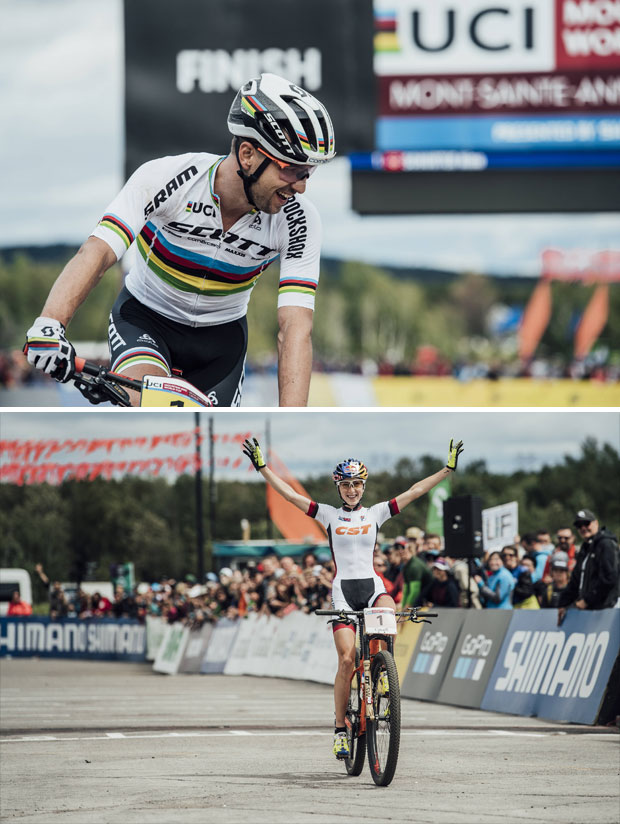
265;451;326;543
518;280;552;361
574;284;609;360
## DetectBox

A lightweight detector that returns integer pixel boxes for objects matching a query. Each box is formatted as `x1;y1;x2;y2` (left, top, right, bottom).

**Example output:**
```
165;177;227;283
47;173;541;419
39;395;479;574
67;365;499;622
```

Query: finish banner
124;0;375;176
401;609;466;701
481;608;620;724
437;609;513;708
0;618;146;661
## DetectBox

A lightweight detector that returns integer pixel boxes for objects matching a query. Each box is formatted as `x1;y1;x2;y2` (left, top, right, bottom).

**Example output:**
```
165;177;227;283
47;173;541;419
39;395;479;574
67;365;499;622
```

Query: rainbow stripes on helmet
333;459;369;483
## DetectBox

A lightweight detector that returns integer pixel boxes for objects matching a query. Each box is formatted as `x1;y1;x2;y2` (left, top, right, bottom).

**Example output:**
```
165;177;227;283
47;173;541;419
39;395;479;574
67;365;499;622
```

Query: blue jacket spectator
476;551;516;609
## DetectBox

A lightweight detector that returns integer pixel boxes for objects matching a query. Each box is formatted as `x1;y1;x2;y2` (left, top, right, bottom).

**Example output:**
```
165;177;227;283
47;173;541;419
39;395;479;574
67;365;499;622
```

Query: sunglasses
256;146;316;182
338;480;365;490
575;521;592;528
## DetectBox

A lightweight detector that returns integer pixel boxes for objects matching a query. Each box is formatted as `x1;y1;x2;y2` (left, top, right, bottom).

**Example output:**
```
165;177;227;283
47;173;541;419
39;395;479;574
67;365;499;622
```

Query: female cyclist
242;436;464;759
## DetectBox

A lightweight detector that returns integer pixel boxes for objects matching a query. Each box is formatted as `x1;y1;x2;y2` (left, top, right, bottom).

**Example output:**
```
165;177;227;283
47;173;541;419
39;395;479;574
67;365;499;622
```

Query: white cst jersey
308;499;399;581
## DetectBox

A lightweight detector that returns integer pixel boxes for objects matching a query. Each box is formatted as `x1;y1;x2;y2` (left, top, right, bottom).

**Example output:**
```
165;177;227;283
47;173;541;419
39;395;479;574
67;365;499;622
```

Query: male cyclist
242;436;464;759
24;74;336;406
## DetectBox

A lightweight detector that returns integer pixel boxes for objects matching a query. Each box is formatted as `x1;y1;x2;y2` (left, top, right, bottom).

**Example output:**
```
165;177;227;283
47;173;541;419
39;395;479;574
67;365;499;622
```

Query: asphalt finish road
1;659;618;824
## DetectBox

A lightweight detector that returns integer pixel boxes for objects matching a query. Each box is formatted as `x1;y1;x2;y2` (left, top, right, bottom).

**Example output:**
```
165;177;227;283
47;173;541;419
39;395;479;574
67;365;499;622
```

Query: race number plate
363;607;397;636
140;375;212;407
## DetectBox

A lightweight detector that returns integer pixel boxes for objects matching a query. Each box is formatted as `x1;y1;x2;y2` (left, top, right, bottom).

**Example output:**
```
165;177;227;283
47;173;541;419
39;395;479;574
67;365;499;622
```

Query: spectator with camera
475;551;515;609
558;509;620;623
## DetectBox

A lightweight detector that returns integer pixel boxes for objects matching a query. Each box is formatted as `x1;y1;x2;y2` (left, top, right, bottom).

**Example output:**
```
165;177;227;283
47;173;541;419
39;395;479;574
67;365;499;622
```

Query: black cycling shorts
108;287;247;407
331;577;387;633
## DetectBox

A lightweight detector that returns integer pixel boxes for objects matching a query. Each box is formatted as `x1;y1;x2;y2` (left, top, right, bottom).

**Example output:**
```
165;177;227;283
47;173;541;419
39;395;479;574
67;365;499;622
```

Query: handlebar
316;608;437;623
71;358;142;406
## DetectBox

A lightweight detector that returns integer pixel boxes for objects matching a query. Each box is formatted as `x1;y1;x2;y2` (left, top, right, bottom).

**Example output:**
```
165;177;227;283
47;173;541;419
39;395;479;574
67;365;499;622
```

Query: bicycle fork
363;656;375;721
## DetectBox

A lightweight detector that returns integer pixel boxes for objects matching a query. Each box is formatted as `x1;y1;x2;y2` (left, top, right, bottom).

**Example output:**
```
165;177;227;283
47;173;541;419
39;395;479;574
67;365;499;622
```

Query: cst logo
335;524;373;535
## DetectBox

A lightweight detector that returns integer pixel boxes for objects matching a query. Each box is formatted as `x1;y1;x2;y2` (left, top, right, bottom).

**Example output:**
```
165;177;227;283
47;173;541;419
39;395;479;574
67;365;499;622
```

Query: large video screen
353;0;620;213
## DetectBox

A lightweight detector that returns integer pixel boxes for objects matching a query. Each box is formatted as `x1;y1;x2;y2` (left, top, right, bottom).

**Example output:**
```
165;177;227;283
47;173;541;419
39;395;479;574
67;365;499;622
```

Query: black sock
335;726;346;734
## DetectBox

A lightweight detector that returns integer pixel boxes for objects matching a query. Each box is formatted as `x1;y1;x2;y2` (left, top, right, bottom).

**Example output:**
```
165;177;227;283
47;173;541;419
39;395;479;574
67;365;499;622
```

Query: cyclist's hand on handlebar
446;438;464;471
242;437;266;471
24;316;76;383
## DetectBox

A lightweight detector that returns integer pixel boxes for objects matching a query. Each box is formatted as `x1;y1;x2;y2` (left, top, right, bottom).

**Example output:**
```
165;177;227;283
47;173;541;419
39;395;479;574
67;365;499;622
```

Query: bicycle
316;605;437;787
70;357;214;407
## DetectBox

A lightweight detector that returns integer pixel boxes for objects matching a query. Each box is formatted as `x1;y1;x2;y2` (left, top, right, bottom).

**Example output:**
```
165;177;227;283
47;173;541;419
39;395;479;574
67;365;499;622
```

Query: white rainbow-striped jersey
91;152;321;326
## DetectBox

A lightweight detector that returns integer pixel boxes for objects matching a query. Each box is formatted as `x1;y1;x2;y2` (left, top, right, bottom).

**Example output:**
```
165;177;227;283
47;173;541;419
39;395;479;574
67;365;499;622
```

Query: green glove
243;437;266;471
446;439;464;471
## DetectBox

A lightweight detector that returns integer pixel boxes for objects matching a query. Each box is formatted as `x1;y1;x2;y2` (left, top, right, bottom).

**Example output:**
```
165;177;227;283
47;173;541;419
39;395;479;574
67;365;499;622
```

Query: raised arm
242;438;311;513
394;439;464;511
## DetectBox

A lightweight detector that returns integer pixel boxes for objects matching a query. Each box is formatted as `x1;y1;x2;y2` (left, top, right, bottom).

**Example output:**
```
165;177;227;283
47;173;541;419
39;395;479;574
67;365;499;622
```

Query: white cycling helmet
228;73;336;166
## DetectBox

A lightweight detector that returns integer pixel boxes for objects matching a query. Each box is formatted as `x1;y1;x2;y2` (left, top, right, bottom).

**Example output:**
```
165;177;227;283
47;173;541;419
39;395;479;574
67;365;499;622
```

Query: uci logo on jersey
335;524;373;536
186;200;215;217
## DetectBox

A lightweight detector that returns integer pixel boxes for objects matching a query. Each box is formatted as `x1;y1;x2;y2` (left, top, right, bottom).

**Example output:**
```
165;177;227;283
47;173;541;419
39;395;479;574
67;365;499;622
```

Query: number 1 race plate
364;607;397;636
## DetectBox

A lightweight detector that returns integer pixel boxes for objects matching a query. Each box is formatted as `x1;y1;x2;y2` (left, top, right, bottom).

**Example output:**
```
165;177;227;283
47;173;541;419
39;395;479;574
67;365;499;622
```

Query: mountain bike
70;357;214;407
316;606;436;787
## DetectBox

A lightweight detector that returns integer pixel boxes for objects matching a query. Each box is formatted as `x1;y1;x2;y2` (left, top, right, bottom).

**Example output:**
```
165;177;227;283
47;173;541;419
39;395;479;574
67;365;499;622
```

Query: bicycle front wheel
366;650;401;787
345;650;366;776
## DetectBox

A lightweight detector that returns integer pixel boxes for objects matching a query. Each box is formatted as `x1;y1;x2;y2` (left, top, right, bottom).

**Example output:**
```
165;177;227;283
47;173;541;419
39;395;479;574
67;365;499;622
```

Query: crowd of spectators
27;508;618;627
3;346;619;392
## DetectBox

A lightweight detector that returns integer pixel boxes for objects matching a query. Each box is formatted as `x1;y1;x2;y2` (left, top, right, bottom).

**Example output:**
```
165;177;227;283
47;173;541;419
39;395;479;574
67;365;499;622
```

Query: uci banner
124;0;375;177
482;608;620;725
0;617;146;662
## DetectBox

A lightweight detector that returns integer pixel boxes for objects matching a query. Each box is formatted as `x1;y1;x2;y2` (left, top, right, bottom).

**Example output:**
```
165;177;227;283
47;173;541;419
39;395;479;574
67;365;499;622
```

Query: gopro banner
124;0;375;176
401;609;466;701
437;610;513;708
482;608;620;724
0;618;146;661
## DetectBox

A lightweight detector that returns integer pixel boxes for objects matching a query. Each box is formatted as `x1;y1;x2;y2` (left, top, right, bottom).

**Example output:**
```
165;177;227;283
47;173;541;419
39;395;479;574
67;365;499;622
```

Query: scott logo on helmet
264;112;296;156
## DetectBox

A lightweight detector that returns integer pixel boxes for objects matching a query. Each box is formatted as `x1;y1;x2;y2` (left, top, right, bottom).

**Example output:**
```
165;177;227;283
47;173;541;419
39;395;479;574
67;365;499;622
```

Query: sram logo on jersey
335;524;373;535
164;222;275;257
144;166;198;218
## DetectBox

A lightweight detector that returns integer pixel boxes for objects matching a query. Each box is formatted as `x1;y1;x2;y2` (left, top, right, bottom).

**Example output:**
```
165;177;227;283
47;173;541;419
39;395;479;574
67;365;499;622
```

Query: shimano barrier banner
401;609;466;701
124;0;375;176
437;610;513;708
0;618;146;661
482;608;620;724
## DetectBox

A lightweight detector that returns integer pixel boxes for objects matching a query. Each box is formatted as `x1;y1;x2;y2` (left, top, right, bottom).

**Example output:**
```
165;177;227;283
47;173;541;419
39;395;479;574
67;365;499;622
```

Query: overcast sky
1;0;618;276
1;409;618;478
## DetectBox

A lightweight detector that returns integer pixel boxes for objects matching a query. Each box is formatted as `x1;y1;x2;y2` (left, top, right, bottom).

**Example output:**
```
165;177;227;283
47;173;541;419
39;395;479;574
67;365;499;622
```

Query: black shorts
108;287;247;407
